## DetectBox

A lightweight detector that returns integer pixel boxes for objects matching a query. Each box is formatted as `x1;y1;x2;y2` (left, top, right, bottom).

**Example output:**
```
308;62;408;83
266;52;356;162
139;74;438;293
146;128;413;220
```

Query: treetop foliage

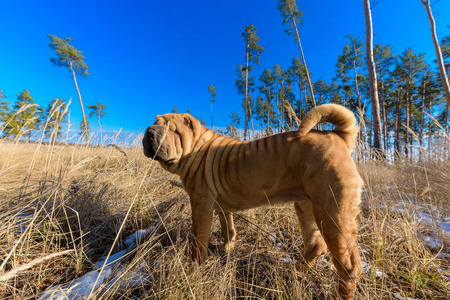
208;84;217;104
277;0;304;38
243;24;264;66
87;102;107;119
1;89;39;138
47;34;89;77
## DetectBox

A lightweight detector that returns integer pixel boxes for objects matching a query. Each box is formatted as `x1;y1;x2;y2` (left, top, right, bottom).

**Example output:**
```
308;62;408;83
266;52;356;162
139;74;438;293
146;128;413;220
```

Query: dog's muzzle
142;126;159;159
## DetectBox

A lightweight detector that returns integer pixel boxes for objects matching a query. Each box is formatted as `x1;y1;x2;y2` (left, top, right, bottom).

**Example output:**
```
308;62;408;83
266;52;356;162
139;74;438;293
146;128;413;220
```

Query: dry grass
0;139;449;299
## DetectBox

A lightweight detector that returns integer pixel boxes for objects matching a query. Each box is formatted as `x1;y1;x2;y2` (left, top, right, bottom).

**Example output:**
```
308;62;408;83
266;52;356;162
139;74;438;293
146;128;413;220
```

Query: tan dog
142;104;363;299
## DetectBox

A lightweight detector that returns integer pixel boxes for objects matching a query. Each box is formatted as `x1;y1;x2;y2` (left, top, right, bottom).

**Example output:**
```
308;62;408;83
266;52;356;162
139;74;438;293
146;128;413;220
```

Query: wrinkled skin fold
142;104;363;299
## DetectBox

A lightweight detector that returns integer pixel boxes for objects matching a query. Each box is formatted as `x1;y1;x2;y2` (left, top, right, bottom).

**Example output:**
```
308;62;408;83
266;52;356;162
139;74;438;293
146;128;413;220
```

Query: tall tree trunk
249;105;255;138
363;0;383;155
275;80;280;133
395;85;401;159
210;100;213;130
291;16;317;108
98;116;103;145
297;80;303;118
419;80;426;161
428;96;432;155
244;47;250;141
70;61;89;144
405;79;411;158
421;0;450;113
380;78;388;152
353;60;362;111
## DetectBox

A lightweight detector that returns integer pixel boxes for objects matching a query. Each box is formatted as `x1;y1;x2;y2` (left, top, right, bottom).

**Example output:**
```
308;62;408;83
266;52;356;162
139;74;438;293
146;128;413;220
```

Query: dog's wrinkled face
142;114;195;166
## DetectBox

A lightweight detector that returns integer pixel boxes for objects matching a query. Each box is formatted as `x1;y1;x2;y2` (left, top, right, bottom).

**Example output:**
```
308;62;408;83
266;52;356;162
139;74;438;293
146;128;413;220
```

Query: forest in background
0;0;449;162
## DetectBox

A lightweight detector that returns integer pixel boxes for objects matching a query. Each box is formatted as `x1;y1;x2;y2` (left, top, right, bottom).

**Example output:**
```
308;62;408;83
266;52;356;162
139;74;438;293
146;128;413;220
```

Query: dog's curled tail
298;104;359;153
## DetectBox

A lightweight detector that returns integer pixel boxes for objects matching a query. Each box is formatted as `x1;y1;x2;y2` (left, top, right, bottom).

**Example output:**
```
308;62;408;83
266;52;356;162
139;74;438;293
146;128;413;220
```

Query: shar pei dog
142;104;363;299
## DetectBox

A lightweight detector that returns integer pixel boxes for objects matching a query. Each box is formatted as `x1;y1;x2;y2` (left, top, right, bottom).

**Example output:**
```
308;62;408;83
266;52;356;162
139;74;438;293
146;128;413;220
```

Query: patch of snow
39;225;157;299
39;267;113;299
268;233;277;244
361;261;388;278
94;250;128;269
124;227;155;248
385;203;449;250
393;293;419;300
104;270;151;292
279;257;296;265
416;211;450;237
417;233;445;250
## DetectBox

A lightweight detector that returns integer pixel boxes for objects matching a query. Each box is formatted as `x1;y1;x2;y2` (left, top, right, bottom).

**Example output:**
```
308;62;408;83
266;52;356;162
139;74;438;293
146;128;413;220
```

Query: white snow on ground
279;256;296;265
124;227;155;249
416;210;450;241
39;267;114;300
94;250;128;269
393;293;419;300
361;261;388;278
388;203;449;252
39;226;155;299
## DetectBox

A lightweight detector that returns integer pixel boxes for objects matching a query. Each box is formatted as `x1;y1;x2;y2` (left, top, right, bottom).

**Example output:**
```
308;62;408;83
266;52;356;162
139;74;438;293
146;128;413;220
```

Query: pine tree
0;90;9;134
3;90;40;139
289;57;308;118
172;106;179;113
242;24;263;140
314;78;331;106
48;34;90;143
41;97;69;144
208;84;217;129
226;110;241;139
273;64;283;130
395;48;427;157
335;47;353;108
441;26;450;74
374;44;396;151
363;0;383;155
87;102;107;144
257;68;276;132
235;64;256;138
79;118;90;141
339;35;364;112
0;90;9;118
278;0;316;107
420;0;450;115
254;95;267;131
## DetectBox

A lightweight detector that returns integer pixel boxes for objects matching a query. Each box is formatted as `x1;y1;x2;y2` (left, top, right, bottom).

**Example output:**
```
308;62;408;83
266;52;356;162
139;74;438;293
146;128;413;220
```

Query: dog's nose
145;127;157;141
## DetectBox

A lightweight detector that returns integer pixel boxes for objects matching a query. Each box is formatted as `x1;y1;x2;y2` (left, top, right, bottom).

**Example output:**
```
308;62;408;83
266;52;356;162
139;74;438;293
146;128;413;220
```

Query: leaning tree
48;34;90;143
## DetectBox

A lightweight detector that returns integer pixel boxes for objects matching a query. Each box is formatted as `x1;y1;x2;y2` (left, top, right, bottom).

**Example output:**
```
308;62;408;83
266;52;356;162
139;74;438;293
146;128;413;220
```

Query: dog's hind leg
310;184;362;300
294;200;328;272
217;211;236;252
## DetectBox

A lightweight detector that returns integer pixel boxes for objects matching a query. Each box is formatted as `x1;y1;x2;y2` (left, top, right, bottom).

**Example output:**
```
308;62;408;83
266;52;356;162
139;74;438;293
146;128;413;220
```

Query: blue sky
1;0;449;135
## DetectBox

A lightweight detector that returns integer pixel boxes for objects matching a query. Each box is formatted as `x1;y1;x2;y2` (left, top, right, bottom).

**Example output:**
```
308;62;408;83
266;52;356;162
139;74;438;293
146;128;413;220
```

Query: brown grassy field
0;140;449;299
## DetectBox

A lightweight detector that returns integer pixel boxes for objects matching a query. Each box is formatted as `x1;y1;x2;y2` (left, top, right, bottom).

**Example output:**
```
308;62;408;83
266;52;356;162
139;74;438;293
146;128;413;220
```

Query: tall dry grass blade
0;250;74;282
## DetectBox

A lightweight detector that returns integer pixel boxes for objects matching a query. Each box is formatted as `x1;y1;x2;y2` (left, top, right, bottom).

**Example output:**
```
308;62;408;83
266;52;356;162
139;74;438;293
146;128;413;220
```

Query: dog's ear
183;116;193;129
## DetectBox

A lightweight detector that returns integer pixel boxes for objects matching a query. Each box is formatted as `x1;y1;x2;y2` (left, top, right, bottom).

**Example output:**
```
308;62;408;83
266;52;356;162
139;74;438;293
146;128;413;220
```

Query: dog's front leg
190;196;214;264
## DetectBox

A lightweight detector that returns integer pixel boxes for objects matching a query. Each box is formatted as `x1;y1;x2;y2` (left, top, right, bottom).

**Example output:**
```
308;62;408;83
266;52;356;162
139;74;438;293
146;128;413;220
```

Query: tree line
1;1;449;160
0;35;107;144
209;0;450;160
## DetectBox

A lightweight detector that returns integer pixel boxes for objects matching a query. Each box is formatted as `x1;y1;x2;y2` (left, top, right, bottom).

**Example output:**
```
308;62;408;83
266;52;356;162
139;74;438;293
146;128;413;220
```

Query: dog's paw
223;240;236;253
